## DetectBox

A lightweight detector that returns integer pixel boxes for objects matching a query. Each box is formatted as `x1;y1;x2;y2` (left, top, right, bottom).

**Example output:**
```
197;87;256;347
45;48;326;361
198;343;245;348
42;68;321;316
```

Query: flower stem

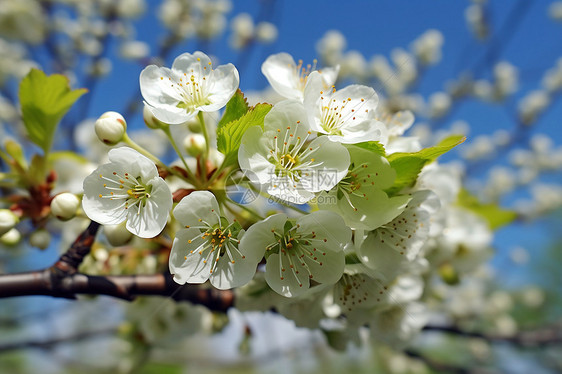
160;126;197;185
205;163;228;188
122;134;162;165
198;111;211;158
122;134;189;184
198;111;209;180
225;199;264;222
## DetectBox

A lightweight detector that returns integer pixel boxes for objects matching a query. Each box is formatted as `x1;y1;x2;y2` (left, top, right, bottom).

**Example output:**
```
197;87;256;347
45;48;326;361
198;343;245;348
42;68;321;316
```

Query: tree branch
0;220;234;312
0;327;118;353
404;349;499;374
1;223;561;349
422;324;562;348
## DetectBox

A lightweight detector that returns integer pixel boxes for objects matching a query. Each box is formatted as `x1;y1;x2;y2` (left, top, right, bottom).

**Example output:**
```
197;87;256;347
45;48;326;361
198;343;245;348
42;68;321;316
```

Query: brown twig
404;349;499;374
422;324;562;348
0;327;118;353
0;220;234;311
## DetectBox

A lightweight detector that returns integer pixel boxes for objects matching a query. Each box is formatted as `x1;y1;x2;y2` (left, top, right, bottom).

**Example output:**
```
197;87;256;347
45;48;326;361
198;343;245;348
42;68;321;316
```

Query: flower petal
108;147;158;181
263;100;311;135
199;63;240;112
261;53;303;100
265;253;311;297
171;51;212;78
82;163;129;225
173;191;221;228
125;177;172;238
144;102;194;125
299;136;350;192
331;119;388;144
302;246;344;284
297;211;351;252
240;213;287;254
267;175;315;205
169;228;212;284
139;65;183;109
238;126;276;185
210;241;259;290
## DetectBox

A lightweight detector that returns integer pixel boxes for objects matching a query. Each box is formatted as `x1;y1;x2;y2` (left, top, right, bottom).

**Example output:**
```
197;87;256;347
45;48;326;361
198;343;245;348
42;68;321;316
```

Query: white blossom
241;211;351;297
238;100;350;204
261;52;338;101
169;191;262;289
82;147;172;238
140;51;239;124
303;72;387;144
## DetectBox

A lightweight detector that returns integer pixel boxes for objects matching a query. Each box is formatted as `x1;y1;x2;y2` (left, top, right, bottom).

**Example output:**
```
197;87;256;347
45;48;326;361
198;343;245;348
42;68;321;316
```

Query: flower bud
186;117;202;133
29;228;51;250
0;209;18;236
95;111;127;145
50;193;80;221
183;134;206;157
1;228;21;246
143;104;168;129
103;223;133;246
255;22;278;44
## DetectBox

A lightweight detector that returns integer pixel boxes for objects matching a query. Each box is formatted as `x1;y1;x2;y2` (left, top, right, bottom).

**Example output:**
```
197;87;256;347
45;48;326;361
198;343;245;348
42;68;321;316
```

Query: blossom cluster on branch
0;1;561;372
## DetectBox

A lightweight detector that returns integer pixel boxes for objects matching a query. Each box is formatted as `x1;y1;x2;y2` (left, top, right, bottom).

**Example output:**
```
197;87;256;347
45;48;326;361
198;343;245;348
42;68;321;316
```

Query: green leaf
4;139;27;170
217;103;272;167
28;154;47;186
351;141;386;156
456;188;518;230
386;135;465;195
19;69;87;154
217;89;249;130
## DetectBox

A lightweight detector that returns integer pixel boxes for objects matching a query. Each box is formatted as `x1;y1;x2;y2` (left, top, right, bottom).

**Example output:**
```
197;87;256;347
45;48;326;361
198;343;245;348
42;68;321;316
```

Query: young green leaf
19;69;87;154
4;139;27;170
456;188;518;230
386;135;465;195
350;141;386;156
217;103;272;167
217;89;249;130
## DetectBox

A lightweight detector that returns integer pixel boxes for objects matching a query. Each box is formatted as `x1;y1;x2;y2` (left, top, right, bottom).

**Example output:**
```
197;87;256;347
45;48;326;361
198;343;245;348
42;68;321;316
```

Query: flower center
264;223;329;285
335;162;376;211
98;171;152;212
162;59;214;112
293;58;318;91
185;218;245;274
319;90;368;135
267;125;319;186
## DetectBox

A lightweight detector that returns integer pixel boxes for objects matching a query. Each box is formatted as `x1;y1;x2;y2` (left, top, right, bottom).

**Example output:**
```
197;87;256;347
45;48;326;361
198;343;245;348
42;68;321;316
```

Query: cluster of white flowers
0;0;45;44
2;2;561;367
315;29;444;97
159;0;232;40
73;50;476;348
465;1;489;40
229;12;278;49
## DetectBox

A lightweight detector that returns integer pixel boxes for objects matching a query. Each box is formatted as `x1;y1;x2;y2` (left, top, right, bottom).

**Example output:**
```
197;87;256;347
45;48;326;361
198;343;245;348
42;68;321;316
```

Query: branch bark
1;222;561;349
0;327;118;353
0;220;234;312
422;324;562;348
